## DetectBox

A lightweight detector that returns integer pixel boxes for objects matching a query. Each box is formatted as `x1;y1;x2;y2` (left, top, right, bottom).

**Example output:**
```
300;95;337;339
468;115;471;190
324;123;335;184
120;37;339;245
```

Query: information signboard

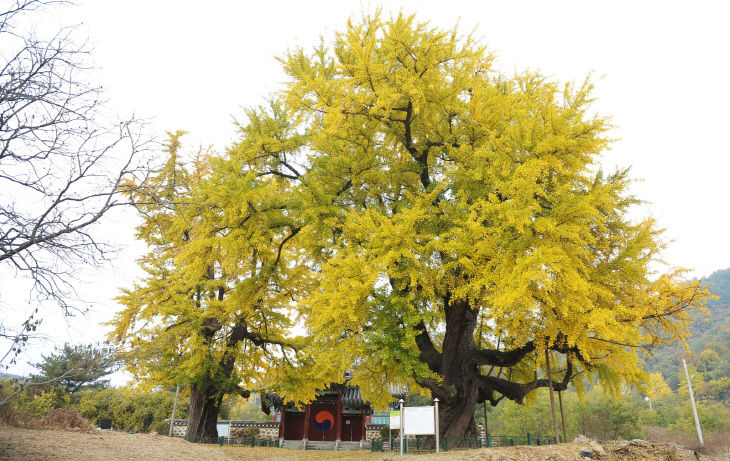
389;410;401;429
403;406;435;435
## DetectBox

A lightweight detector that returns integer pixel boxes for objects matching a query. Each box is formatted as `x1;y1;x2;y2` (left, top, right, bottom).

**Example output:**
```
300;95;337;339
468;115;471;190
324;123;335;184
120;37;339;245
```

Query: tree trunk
413;294;575;440
186;383;223;440
185;312;250;441
438;375;480;439
438;299;480;439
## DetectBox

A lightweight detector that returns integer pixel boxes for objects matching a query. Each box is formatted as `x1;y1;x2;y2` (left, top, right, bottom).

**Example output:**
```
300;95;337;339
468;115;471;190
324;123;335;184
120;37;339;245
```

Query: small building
263;384;376;445
169;384;389;450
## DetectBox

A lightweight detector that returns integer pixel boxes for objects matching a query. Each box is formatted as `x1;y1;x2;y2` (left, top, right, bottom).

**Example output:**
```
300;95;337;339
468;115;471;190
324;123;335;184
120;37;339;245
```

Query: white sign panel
403;406;435;435
216;422;230;437
389;410;400;429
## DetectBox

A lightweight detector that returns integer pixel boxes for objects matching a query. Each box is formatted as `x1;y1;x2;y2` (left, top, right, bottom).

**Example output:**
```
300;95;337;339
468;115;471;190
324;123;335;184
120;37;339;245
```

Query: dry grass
644;425;698;447
0;427;724;461
699;432;730;458
644;425;730;457
219;446;382;460
0;427;236;461
0;406;95;433
26;407;95;432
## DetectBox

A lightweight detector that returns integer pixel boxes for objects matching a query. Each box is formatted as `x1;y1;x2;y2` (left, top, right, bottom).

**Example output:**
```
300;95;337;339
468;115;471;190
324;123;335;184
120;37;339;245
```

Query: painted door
283;412;305;440
341;414;363;441
307;403;338;441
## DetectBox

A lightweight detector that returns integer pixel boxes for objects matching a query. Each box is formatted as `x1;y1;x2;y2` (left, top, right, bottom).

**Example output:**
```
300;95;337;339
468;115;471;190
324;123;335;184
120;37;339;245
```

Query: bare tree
0;1;153;366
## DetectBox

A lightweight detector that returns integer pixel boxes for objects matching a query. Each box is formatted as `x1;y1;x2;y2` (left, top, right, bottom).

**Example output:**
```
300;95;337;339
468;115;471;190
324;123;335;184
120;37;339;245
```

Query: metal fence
180;433;555;452
371;434;557;453
182;435;280;447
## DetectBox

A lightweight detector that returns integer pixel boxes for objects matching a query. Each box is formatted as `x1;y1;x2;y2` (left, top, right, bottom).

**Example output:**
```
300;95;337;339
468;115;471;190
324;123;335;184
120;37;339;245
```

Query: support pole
545;350;561;443
336;389;342;444
168;384;179;437
279;409;286;441
360;410;366;446
434;398;439;454
483;401;488;436
682;357;704;447
558;390;567;443
399;399;404;457
303;404;311;442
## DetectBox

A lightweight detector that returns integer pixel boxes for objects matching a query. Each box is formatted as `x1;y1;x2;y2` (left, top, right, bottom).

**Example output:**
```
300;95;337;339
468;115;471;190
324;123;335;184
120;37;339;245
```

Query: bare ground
0;427;235;461
0;427;724;461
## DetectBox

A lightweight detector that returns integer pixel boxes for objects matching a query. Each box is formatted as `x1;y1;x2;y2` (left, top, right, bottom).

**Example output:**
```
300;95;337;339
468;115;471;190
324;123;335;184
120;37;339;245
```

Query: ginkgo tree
272;13;711;438
110;131;313;439
112;12;712;441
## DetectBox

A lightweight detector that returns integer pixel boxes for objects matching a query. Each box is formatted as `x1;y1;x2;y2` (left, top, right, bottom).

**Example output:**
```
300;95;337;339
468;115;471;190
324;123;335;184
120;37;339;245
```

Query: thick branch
414;320;442;373
478;361;573;404
413;376;450;401
472;341;536;368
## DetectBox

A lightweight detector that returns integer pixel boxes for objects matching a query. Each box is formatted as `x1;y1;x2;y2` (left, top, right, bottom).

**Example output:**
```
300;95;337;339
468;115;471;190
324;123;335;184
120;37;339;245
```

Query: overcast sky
4;0;729;378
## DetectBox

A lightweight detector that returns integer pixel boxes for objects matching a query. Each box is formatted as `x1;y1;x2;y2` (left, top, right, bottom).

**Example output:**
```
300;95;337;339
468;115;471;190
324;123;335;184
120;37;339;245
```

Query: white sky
4;0;730;378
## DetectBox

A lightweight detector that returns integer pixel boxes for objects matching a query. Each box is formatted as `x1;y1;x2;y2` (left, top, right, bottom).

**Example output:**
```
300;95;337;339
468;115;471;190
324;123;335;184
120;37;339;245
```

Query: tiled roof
166;419;278;427
341;386;365;407
262;384;370;412
261;392;285;414
228;420;279;427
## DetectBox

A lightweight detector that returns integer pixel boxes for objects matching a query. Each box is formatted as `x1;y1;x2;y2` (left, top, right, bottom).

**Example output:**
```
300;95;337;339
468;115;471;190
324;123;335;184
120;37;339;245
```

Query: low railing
181;433;556;452
371;434;557;453
182;435;280;447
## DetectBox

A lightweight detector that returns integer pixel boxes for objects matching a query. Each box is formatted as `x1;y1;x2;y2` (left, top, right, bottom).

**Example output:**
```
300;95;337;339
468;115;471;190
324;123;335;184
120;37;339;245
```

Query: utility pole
682;357;704;447
168;384;180;437
545;349;561;443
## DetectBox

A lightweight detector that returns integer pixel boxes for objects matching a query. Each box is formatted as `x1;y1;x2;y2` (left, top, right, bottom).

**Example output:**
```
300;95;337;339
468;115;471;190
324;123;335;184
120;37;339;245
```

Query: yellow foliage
645;372;672;400
109;131;311;400
275;12;712;408
109;13;713;417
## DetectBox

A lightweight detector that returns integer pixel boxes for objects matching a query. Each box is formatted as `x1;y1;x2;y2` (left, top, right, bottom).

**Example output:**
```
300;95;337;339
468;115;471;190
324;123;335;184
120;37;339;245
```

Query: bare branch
0;0;155;362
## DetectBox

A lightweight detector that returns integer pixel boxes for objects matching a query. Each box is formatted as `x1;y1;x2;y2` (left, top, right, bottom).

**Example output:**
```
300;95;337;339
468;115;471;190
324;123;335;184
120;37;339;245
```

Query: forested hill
644;267;730;390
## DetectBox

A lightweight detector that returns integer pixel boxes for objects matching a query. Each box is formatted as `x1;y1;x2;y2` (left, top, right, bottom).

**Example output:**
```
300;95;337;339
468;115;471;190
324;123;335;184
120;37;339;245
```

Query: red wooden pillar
360;410;366;441
278;410;285;439
302;405;310;441
336;391;343;442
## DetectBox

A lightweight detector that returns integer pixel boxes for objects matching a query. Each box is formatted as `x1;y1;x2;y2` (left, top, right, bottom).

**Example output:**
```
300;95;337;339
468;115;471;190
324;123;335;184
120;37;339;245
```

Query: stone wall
167;419;279;439
366;428;381;441
171;420;377;441
171;424;186;437
258;427;279;439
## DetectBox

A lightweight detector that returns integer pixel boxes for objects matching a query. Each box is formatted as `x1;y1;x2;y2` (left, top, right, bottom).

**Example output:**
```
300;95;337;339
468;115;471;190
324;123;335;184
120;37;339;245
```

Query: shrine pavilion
262;384;378;445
